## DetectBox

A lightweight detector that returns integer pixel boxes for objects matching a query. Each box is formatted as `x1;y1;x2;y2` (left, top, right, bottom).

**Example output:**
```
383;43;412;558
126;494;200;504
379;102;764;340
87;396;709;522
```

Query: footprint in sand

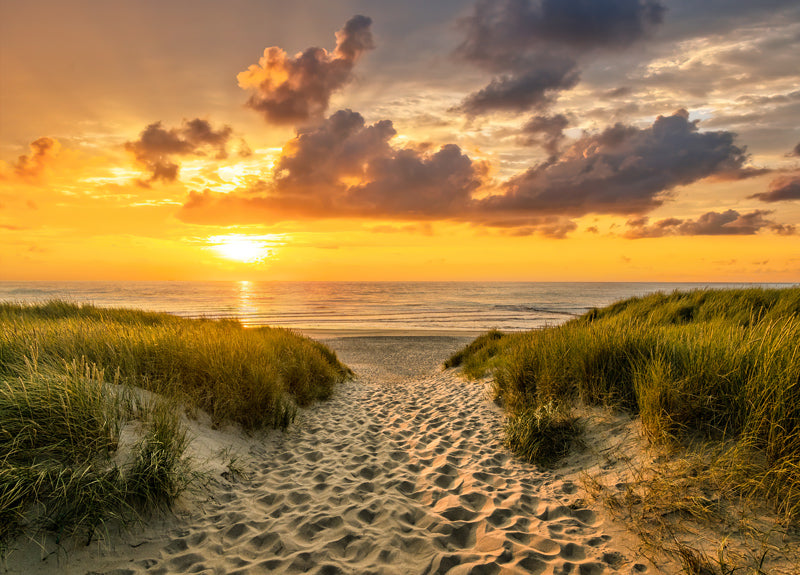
12;336;646;575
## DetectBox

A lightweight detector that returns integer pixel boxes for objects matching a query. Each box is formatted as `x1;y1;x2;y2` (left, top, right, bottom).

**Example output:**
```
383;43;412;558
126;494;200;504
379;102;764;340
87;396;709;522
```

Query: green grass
446;287;800;522
0;301;352;430
0;301;352;550
503;401;580;467
442;329;506;378
0;359;189;549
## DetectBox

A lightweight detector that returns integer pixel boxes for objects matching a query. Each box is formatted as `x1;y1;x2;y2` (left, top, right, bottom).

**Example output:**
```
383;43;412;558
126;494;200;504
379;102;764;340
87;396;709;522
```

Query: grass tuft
448;287;800;523
0;360;188;549
0;302;352;431
443;329;507;378
503;401;580;467
0;301;352;551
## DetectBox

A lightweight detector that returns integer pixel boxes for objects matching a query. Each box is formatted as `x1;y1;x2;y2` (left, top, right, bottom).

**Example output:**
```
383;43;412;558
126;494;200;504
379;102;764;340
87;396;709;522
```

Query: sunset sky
1;0;798;281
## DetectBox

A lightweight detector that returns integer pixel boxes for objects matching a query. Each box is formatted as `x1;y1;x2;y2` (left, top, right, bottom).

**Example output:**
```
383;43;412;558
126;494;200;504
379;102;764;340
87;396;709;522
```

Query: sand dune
6;336;648;574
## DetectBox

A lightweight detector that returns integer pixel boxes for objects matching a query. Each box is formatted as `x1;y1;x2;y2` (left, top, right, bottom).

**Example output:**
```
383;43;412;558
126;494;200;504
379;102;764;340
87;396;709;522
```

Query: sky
1;0;798;282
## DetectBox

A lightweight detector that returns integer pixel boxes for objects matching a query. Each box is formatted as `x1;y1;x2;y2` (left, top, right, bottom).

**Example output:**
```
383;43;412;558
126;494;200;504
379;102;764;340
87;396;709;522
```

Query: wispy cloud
9;137;60;180
625;210;794;238
750;174;800;202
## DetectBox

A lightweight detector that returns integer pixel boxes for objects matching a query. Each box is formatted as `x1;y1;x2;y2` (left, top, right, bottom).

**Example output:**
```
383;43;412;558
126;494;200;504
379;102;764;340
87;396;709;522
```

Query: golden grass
0;301;352;551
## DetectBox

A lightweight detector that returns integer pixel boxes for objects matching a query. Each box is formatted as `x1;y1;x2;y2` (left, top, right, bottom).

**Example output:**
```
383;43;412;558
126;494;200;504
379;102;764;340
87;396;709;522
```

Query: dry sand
6;335;655;574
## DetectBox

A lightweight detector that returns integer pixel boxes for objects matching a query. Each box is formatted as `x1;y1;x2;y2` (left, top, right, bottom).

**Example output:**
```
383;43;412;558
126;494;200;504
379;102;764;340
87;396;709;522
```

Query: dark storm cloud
793;142;800;157
625;210;792;238
237;16;374;124
124;119;233;184
749;174;800;202
178;110;486;223
11;137;60;179
519;114;569;157
477;110;753;217
455;0;664;115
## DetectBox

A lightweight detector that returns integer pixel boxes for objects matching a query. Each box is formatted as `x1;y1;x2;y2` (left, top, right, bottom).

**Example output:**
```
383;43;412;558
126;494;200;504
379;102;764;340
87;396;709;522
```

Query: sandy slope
5;336;650;575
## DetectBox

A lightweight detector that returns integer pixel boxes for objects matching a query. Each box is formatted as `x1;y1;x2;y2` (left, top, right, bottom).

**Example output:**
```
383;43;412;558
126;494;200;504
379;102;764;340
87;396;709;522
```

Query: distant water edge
0;281;794;334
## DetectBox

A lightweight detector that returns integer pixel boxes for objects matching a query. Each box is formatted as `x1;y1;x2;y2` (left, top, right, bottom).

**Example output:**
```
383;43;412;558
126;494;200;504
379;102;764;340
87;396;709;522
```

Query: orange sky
1;1;798;281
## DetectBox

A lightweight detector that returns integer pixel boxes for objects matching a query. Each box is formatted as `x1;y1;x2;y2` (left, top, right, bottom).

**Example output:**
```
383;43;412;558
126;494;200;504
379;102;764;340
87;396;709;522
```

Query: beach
4;334;652;575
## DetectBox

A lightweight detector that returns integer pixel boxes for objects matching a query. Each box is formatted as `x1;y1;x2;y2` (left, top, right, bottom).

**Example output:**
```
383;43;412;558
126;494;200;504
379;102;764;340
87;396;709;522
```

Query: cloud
346;144;483;216
625;209;793;237
11;137;60;179
771;223;797;236
273;109;396;192
237;15;374;124
179;109;763;241
601;86;634;99
369;223;434;235
458;61;580;116
179;109;486;223
660;0;799;42
749;173;800;202
743;142;800;202
640;21;800;104
457;0;664;65
124;119;233;184
519;114;569;157
455;0;664;114
478;110;753;217
506;219;578;239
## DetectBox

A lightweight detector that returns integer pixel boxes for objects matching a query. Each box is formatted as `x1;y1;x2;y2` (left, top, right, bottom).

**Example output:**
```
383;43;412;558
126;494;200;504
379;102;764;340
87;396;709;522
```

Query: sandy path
6;336;643;575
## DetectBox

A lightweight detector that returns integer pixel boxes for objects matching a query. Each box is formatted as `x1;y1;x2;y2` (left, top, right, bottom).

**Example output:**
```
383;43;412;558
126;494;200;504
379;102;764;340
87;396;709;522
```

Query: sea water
0;281;793;334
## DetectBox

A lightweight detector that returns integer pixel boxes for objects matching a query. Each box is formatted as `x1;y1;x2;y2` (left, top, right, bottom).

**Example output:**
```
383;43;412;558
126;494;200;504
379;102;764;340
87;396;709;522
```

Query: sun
207;235;272;263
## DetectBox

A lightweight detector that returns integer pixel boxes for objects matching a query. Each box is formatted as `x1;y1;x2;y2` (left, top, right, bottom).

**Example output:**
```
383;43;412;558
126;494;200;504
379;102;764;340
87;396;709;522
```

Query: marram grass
0;359;188;548
503;401;580;467
447;287;800;522
0;301;352;430
0;301;352;549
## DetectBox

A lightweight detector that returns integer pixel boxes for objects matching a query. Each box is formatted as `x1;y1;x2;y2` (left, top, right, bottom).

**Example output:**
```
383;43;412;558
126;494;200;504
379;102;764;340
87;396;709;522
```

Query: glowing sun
207;235;272;263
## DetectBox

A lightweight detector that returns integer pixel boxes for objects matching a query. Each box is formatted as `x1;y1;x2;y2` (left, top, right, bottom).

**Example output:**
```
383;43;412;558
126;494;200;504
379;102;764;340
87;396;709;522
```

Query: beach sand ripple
6;336;642;574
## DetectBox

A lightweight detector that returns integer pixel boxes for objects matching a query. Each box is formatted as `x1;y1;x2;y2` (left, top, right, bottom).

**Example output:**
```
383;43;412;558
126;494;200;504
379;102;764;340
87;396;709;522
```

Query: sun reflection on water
236;280;258;326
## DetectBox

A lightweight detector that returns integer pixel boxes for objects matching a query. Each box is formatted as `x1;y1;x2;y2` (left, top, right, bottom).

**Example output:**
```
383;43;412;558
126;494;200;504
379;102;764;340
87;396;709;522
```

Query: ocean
0;281;793;335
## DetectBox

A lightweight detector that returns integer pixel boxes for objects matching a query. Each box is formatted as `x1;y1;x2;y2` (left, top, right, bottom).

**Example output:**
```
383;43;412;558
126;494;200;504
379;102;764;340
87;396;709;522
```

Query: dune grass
0;301;352;549
446;287;800;523
0;301;352;430
503;401;581;467
0;359;190;550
